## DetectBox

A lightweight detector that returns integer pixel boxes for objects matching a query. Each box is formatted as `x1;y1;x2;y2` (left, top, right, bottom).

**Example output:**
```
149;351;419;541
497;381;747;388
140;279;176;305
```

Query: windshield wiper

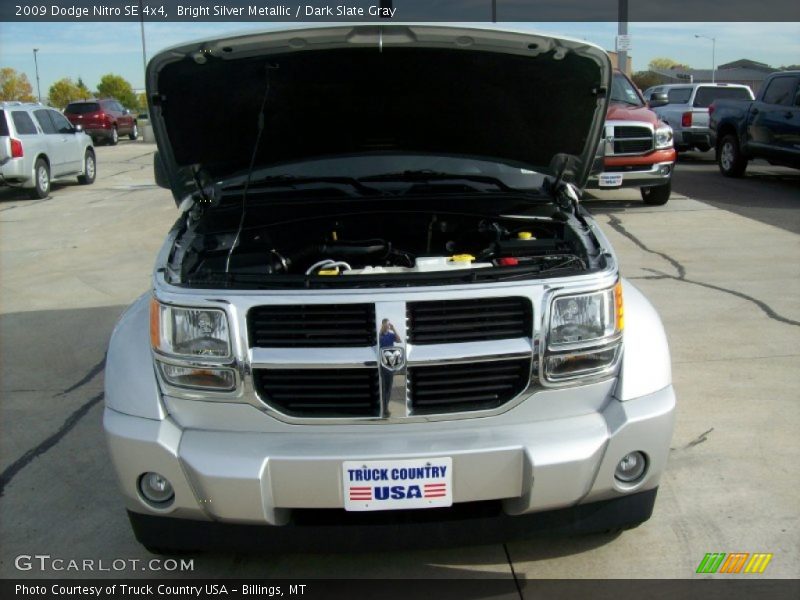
358;170;520;193
223;175;386;197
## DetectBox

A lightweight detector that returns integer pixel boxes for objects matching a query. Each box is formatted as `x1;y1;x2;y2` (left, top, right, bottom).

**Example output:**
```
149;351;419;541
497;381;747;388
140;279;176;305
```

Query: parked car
0;101;95;198
64;99;138;145
709;71;800;176
644;83;754;152
104;26;675;553
586;71;677;205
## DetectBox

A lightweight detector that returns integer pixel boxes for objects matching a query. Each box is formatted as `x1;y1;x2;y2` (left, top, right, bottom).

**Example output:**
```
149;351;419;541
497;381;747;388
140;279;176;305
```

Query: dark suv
64;99;138;145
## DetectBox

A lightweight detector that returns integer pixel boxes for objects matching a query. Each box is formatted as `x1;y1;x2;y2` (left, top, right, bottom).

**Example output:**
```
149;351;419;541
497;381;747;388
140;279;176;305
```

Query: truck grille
408;358;531;414
248;304;376;348
406;297;532;344
609;125;654;155
254;368;380;417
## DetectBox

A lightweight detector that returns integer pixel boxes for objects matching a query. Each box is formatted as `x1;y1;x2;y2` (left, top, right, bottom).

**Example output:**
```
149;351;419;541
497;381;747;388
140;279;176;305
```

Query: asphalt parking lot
0;142;798;583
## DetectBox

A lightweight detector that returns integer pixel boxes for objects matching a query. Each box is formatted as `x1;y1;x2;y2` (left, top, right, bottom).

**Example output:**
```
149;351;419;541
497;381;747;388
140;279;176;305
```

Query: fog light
615;452;647;483
138;472;175;505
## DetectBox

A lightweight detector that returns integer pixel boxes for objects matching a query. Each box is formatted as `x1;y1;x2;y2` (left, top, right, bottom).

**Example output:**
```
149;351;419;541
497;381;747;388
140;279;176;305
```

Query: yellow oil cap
449;254;475;263
318;267;340;275
517;231;534;240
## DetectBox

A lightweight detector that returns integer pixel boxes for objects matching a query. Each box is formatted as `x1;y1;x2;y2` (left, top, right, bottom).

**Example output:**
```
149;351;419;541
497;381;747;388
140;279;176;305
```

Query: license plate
343;457;453;511
599;173;623;187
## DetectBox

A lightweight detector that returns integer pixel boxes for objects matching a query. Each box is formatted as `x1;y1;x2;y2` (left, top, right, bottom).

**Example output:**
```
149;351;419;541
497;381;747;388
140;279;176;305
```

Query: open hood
146;25;611;206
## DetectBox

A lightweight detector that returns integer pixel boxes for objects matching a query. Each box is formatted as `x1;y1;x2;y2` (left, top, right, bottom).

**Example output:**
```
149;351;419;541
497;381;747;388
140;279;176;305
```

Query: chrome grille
607;124;654;156
248;297;534;422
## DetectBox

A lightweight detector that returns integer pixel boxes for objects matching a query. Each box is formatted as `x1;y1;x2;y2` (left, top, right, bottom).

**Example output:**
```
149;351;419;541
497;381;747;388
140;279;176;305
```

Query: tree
136;92;147;112
632;71;663;92
0;67;36;102
648;57;690;72
48;78;91;108
77;77;91;97
96;73;137;108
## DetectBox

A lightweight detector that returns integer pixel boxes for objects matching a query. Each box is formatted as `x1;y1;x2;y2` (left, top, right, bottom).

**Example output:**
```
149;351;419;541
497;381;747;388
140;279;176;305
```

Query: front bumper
128;488;659;552
104;384;675;528
586;161;674;190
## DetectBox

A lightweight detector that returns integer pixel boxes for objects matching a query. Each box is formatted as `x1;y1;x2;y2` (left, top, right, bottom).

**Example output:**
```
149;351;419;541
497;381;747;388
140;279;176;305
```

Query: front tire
718;134;747;177
109;126;119;146
129;122;138;140
77;149;96;185
641;181;671;206
30;158;50;199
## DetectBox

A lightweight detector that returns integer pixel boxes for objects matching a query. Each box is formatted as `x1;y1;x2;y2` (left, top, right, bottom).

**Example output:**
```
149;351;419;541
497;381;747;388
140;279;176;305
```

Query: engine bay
167;199;605;288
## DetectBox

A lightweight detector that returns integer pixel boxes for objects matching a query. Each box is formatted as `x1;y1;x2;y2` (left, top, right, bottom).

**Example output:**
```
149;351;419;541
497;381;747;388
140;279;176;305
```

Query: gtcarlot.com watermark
14;554;194;573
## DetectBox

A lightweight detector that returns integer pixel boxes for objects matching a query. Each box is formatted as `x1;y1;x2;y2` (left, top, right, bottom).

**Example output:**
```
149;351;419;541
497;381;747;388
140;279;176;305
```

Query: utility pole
139;0;147;79
617;0;628;74
33;48;41;103
695;35;716;83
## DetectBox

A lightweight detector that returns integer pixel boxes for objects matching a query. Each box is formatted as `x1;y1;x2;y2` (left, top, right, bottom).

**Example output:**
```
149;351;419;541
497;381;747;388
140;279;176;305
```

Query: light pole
32;48;41;102
694;34;716;83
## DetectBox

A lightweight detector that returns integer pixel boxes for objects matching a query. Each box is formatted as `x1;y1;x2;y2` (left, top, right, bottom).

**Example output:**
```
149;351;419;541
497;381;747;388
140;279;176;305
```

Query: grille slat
248;304;376;347
611;125;654;155
407;297;531;344
614;126;651;139
408;358;531;414
254;368;379;417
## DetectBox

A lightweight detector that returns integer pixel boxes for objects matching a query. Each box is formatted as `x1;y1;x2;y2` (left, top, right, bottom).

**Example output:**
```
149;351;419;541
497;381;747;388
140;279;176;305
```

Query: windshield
223;154;551;193
693;86;753;107
65;103;99;114
610;73;644;106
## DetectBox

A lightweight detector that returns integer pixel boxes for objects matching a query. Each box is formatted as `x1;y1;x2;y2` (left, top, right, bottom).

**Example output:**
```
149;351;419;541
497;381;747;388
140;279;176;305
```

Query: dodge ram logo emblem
380;347;405;371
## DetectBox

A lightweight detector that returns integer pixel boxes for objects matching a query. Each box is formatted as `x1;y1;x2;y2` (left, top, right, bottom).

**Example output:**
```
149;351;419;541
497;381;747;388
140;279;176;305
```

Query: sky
1;21;798;97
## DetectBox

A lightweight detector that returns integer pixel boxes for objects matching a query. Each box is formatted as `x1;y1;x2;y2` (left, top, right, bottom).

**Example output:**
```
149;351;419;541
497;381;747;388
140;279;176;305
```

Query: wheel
717;134;747;177
30;158;50;199
640;181;671;206
77;150;96;185
129;122;138;140
109;126;119;146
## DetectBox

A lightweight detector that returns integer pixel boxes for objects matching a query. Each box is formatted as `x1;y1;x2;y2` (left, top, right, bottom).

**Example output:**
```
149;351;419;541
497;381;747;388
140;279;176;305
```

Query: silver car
0;101;96;198
104;25;676;553
644;83;754;152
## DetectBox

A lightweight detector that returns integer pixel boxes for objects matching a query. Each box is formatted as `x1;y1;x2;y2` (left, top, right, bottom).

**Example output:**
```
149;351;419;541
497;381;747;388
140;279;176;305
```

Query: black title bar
3;0;800;22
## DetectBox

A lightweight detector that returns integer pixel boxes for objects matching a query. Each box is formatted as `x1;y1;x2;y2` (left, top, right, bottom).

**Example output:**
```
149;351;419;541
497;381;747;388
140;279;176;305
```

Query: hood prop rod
225;62;278;274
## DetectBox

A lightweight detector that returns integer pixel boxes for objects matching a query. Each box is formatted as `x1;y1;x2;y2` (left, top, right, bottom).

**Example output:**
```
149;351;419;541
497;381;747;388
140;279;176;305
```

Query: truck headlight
655;124;674;150
150;298;236;391
543;282;623;383
150;299;231;358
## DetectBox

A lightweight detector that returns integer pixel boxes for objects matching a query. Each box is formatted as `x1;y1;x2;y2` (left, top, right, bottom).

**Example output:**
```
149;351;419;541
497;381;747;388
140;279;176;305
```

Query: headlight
543;282;623;383
150;299;231;358
655;124;673;149
150;298;236;391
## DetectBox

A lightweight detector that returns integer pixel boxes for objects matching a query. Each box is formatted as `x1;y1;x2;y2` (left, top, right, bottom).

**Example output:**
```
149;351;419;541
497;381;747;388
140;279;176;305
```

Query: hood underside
147;26;611;204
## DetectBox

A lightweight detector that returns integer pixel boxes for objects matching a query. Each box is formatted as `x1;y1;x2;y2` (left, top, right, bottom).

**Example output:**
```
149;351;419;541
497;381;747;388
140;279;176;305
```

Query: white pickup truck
644;83;754;152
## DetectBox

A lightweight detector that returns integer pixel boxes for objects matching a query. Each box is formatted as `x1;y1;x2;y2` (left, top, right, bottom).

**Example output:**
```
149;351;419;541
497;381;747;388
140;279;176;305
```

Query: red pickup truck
587;71;677;205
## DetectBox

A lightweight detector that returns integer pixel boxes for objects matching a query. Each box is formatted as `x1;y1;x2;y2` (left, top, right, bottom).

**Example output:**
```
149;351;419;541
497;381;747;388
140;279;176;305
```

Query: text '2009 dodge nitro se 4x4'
103;26;676;553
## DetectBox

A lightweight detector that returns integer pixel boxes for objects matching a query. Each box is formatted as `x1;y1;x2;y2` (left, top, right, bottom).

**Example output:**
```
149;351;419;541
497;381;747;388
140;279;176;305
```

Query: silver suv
104;26;676;553
644;83;754;152
0;101;96;198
